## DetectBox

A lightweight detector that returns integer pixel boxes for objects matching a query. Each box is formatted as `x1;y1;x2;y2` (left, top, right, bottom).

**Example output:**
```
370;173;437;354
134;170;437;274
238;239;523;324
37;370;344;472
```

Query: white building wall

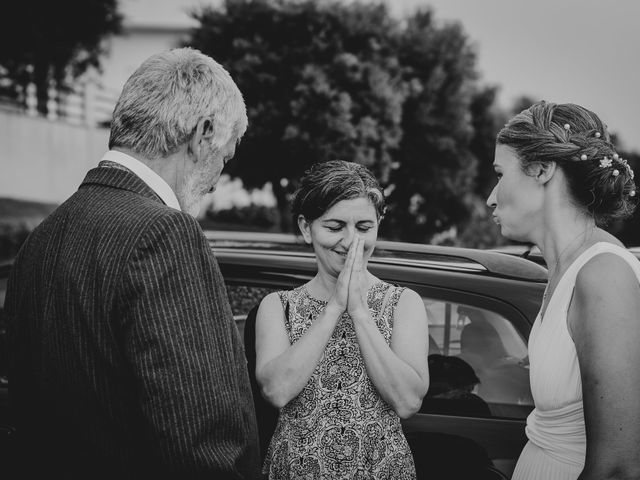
0;111;109;204
0;1;207;206
99;26;191;98
0;25;189;206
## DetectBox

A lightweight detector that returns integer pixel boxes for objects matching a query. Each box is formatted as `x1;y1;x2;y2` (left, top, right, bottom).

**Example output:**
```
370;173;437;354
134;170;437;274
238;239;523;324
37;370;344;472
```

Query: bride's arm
571;253;640;480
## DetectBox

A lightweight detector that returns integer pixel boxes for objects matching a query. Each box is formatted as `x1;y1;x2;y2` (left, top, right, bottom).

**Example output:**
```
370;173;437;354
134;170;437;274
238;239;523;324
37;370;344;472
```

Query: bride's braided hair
497;101;637;226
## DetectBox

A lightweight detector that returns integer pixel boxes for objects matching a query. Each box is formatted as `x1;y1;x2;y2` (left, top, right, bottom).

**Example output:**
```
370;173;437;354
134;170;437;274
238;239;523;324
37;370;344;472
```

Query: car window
423;297;533;420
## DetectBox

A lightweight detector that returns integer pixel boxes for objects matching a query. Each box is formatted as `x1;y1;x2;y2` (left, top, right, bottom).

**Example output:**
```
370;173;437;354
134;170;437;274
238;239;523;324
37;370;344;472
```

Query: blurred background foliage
1;0;639;262
185;0;640;247
188;0;500;242
0;0;121;114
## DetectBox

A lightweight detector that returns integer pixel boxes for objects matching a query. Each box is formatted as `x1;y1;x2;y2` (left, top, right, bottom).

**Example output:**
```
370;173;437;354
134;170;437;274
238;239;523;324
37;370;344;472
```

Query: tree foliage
0;0;121;112
381;11;489;241
189;0;406;230
188;0;500;239
469;85;506;198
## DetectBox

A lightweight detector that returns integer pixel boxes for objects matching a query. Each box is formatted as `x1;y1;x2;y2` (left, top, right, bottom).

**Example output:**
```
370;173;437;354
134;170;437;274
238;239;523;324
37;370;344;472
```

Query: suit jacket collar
80;167;167;206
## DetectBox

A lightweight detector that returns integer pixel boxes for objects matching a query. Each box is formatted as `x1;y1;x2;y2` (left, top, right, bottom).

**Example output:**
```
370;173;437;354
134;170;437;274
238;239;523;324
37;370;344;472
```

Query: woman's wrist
324;300;345;319
350;308;372;325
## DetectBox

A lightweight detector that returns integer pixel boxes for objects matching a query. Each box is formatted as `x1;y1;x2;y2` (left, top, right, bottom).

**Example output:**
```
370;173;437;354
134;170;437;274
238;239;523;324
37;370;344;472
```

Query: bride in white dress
486;101;640;480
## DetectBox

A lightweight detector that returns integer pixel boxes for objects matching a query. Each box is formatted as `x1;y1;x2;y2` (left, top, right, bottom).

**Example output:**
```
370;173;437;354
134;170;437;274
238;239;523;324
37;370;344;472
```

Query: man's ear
533;161;557;185
198;116;215;141
298;215;312;244
189;116;216;162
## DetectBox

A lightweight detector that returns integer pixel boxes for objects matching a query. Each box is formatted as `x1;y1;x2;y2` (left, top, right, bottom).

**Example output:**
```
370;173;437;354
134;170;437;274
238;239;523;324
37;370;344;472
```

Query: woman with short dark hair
256;160;429;479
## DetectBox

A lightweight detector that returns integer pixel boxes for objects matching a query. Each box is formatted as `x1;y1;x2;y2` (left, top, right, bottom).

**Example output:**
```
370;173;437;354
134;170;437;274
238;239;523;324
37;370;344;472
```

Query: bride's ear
298;215;312;244
534;161;557;185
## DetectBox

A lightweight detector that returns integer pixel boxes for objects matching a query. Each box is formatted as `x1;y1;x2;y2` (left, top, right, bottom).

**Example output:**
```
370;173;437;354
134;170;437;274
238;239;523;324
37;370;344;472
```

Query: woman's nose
486;185;497;208
342;227;357;248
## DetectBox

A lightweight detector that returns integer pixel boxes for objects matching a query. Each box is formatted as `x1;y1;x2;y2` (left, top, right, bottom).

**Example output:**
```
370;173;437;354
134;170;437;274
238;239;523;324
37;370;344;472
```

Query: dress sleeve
382;284;406;330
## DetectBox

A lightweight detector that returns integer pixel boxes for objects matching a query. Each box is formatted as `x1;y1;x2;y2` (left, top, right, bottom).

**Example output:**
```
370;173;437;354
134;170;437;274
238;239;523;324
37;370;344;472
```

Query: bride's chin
503;229;530;244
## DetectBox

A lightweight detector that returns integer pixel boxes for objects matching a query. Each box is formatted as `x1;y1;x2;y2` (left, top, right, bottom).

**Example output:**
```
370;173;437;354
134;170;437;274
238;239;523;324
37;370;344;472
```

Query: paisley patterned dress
263;281;416;479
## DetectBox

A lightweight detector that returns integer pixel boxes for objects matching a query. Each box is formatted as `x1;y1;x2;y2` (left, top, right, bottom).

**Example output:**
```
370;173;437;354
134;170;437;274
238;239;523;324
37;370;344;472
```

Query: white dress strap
553;242;640;317
572;242;640;276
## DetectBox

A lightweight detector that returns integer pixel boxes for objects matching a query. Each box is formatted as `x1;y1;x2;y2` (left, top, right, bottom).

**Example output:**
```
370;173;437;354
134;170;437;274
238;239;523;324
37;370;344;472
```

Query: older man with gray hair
5;47;260;479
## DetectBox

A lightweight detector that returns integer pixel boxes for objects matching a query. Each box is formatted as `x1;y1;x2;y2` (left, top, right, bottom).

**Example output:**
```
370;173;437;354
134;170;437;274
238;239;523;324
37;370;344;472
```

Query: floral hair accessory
613;153;638;197
600;157;613;168
620;158;635;179
600;153;636;180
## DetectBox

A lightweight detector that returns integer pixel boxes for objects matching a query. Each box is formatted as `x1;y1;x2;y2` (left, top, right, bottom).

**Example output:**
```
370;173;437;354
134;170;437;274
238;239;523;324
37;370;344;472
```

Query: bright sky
391;0;640;153
121;0;640;151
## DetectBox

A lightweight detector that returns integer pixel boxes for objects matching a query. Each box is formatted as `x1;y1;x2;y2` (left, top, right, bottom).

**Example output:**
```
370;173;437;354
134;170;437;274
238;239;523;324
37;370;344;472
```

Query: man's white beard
178;175;203;218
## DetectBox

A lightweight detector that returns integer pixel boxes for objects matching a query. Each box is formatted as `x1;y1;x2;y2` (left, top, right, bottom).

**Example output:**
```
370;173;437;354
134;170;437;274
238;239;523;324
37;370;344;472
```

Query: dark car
0;232;551;478
209;231;548;479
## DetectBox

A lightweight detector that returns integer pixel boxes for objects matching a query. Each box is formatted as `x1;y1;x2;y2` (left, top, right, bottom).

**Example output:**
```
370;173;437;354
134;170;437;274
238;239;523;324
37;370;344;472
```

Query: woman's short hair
291;160;386;223
108;47;247;159
497;101;637;226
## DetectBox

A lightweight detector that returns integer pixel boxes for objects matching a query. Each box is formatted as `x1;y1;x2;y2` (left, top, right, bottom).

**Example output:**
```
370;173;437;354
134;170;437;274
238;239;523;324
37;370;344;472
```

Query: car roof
205;231;549;283
492;243;640;267
0;232;549;284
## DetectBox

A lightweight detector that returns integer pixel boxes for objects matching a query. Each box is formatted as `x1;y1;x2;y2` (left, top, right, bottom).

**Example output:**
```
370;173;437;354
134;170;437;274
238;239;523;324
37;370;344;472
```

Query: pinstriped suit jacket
5;166;261;479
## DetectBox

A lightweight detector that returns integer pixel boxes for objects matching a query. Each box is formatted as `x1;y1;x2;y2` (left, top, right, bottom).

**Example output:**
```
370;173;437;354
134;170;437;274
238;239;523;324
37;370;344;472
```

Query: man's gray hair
109;47;247;158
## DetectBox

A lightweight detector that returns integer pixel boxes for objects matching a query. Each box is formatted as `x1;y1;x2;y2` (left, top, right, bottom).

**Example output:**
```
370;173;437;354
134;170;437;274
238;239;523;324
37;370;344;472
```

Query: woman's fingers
347;237;370;318
345;235;359;272
339;237;356;283
334;236;358;307
336;272;350;301
348;237;363;292
354;235;365;273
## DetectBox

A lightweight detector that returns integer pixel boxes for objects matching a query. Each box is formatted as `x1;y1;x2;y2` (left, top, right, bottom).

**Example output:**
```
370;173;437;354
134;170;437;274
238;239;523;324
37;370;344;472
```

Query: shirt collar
100;150;181;211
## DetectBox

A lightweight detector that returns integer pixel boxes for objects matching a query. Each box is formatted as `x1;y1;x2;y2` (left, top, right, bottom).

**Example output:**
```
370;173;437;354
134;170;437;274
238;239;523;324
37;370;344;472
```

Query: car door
218;255;537;479
398;283;533;479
